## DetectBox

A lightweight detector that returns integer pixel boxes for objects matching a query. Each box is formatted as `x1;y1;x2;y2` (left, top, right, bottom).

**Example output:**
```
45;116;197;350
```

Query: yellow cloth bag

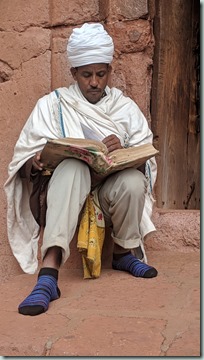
77;192;105;279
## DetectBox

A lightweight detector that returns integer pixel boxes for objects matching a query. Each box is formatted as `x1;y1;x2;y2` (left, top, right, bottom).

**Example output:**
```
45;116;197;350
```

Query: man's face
71;63;111;104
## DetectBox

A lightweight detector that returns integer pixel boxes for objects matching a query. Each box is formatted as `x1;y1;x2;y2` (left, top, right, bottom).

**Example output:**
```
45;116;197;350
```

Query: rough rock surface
0;0;156;280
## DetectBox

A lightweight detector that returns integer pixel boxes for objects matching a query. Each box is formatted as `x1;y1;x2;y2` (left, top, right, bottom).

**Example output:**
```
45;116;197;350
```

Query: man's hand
102;134;123;153
32;151;44;171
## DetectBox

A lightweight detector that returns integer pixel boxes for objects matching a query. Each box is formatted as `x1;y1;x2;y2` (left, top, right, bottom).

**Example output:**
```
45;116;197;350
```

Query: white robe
4;83;157;274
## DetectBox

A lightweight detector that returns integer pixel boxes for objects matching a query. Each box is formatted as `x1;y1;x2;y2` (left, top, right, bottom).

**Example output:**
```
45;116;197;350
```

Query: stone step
63;208;200;271
1;209;200;283
0;251;200;357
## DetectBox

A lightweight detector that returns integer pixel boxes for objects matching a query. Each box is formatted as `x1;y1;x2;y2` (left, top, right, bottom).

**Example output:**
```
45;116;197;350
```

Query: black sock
38;267;59;280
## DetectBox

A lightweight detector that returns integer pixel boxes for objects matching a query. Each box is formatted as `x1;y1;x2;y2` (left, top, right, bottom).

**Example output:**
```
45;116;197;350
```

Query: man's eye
98;72;106;77
81;71;106;78
83;73;91;78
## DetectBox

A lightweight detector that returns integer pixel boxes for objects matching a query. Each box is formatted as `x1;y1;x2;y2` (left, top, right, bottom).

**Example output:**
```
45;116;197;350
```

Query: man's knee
54;158;90;180
114;168;147;197
49;158;91;192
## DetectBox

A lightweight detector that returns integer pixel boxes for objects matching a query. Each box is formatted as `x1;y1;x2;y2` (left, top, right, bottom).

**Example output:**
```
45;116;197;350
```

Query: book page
81;123;104;141
47;137;108;153
107;143;159;171
41;138;110;174
109;143;158;163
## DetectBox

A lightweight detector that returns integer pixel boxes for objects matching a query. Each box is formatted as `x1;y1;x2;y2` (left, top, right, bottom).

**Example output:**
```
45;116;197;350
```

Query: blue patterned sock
18;268;61;316
112;252;158;278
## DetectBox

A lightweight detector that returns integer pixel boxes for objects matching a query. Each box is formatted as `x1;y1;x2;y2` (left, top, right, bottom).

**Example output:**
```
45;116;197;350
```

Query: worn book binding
41;137;159;175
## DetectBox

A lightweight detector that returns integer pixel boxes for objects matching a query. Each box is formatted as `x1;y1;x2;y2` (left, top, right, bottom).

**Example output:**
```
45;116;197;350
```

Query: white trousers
41;159;147;265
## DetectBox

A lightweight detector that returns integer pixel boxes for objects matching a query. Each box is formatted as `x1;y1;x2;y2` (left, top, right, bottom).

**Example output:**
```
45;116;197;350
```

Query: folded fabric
67;23;114;67
77;192;105;279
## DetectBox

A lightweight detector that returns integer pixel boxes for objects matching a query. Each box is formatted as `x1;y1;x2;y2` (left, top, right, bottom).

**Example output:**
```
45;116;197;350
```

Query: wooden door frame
150;0;200;209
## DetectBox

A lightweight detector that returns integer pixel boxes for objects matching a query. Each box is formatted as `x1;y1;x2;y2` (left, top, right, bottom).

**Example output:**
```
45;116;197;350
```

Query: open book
40;137;159;176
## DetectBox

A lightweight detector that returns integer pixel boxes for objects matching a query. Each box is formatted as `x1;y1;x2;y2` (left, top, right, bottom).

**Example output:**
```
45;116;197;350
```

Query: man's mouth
88;89;101;93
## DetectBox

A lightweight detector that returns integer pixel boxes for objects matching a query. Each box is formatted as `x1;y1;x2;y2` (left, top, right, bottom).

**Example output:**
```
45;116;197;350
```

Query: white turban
67;23;114;67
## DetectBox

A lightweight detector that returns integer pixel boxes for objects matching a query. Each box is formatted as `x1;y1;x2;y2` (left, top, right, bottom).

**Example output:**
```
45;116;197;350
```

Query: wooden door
151;0;200;209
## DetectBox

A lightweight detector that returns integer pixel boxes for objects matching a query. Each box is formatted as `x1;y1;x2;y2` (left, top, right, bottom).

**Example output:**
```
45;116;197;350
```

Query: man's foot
112;252;158;278
18;268;61;316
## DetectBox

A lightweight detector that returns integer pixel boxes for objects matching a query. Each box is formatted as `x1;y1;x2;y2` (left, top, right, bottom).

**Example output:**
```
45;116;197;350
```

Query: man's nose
90;75;98;87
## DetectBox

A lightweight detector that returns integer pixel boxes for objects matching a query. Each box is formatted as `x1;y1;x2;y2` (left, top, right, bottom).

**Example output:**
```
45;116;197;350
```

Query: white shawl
4;83;157;274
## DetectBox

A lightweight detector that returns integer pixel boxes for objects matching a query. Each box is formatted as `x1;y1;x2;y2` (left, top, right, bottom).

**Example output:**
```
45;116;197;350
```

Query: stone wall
0;0;155;280
0;0;199;282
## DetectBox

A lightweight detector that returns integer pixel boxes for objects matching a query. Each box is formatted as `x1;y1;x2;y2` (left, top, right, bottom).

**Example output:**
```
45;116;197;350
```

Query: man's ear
108;65;112;74
70;67;77;80
107;65;112;85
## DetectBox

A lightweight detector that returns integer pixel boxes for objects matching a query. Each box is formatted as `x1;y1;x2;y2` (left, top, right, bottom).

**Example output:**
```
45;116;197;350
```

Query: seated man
4;22;158;316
